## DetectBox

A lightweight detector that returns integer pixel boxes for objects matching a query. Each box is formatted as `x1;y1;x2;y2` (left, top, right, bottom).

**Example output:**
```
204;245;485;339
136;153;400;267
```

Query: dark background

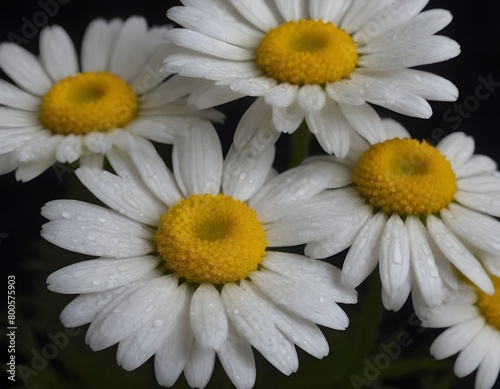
1;1;499;388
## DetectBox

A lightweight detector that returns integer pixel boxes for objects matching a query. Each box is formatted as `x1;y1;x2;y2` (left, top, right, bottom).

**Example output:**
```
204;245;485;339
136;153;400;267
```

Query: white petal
297;84;327;113
359;36;461;70
125;118;179;144
427;215;494;295
154;300;194;387
341;0;394;33
0;43;52;95
105;146;147;182
128;26;172;87
39;26;79;82
359;69;458;102
229;76;276;96
264;83;299;108
222;144;275;202
188;83;247;109
310;0;352;24
140;75;200;108
305;202;371;259
81;18;123;72
164;53;260;81
308;99;352;157
271;102;304;134
262;251;358;305
360;9;453;54
250;268;349;331
479;251;500;278
167;5;263;49
379;214;411;311
475;335;500;389
274;0;307;21
0;127;45;154
222;281;299;375
47;256;160;294
380;118;411;139
217;323;256;389
361;74;433;118
342;212;387;288
232;96;280;154
457;176;500;193
190;283;228;349
86;276;177;350
272;308;329;359
55;134;82;164
109;16;149;82
423;301;480;328
0;79;40;110
407;216;443;307
437;132;475;171
454;326;492;378
184;340;215;389
167;29;254;61
125;137;183;207
430;317;485;359
60;289;121;328
326;79;367;106
338;103;386;144
59;272;162;327
172;121;223;196
0;107;39;127
229;0;281;32
76;167;166;226
353;0;430;44
455;155;497;179
116;283;189;371
14;140;59;182
264;194;359;246
41;219;153;259
441;203;500;257
250;161;352;220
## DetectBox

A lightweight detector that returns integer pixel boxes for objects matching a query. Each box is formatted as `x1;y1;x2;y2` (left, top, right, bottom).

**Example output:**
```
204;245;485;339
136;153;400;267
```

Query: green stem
288;121;311;168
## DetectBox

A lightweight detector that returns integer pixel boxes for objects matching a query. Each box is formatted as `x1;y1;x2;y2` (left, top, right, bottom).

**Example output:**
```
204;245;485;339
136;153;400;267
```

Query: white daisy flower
42;114;356;389
421;275;500;389
304;119;500;311
162;0;460;157
0;16;222;182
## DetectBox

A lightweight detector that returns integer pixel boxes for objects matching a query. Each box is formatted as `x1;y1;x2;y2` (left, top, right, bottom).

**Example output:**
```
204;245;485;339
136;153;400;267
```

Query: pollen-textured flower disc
353;138;457;215
256;19;358;85
474;275;500;330
40;72;138;135
156;194;267;284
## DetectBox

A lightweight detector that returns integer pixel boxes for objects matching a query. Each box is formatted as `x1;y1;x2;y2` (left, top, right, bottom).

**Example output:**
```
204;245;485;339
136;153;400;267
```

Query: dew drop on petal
153;319;164;327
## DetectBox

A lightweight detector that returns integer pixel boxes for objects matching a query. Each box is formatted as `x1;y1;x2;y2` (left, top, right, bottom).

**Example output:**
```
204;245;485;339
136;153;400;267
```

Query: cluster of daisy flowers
2;1;500;388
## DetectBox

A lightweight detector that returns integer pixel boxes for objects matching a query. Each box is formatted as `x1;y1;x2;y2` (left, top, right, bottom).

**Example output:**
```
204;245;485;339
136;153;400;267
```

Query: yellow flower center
353;138;457;215
155;194;268;284
256;19;358;85
40;71;138;135
474;275;500;330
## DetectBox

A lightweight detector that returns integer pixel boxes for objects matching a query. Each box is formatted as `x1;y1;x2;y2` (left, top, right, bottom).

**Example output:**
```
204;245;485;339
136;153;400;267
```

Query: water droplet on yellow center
40;71;138;135
353;138;457;215
155;194;268;284
473;275;500;330
256;19;358;85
